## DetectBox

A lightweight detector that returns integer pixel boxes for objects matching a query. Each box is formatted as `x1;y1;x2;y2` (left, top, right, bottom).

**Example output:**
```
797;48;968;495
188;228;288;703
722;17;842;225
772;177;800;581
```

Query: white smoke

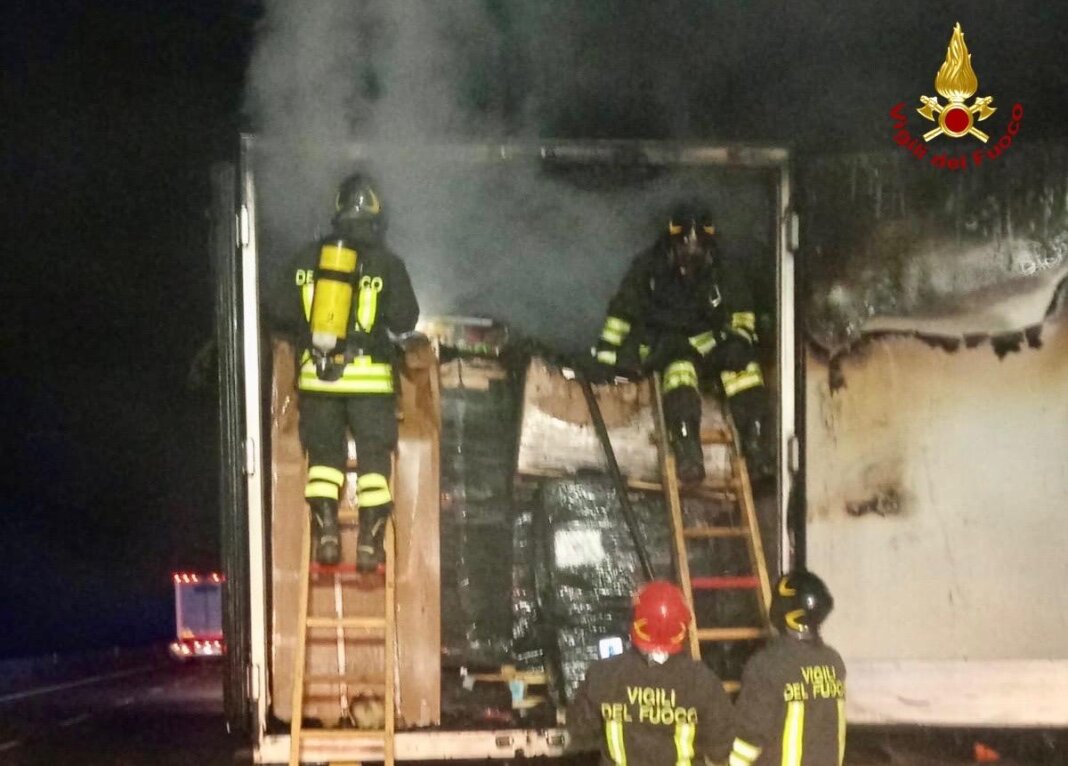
243;1;774;352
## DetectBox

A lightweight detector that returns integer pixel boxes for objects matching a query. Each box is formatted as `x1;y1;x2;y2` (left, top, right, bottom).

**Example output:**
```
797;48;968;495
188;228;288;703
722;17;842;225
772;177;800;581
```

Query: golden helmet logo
917;23;996;142
888;21;1023;171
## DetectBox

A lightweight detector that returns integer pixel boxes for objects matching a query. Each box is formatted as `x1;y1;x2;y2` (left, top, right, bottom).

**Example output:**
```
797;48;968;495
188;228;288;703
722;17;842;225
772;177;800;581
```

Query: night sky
4;1;1067;658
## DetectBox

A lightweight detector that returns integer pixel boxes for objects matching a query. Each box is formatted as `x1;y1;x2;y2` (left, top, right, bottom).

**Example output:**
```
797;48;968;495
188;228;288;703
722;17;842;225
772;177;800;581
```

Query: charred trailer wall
799;146;1068;725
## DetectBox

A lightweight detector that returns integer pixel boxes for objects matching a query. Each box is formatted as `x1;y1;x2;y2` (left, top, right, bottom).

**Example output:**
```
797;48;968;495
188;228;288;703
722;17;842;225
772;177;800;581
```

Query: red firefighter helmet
630;580;691;655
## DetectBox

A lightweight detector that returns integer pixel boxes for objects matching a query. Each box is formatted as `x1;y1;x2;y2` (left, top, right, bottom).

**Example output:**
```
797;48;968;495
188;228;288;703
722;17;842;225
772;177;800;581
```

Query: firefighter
729;571;846;766
591;202;768;484
567;580;735;765
271;172;419;571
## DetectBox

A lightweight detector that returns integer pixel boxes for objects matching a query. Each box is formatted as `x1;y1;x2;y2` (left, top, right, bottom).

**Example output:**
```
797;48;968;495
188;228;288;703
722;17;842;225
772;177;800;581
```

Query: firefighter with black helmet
270;171;419;571
567;581;735;765
591;202;769;484
729;570;847;766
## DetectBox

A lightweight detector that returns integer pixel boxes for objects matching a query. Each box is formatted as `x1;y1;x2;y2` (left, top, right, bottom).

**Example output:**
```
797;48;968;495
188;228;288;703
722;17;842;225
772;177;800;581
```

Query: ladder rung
304;676;386;690
309;562;375;577
338;511;359;524
683;526;749;539
627;477;735;494
299;728;387;740
306;616;386;630
700;428;733;445
696;627;768;641
723;680;741;694
691;576;759;591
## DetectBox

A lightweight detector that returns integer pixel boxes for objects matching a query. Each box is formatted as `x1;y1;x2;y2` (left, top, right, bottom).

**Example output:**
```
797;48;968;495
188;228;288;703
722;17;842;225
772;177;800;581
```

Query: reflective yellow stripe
720;362;764;397
663;360;698;392
357;473;389;490
601;328;625;345
732;311;757;343
639;344;650;361
688;330;718;355
356;279;380;331
596;349;618;365
301;283;315;321
357;472;392;507
781;701;804;766
308;465;345;486
731;738;761;765
674;721;695;765
605;718;627;765
605;316;631;334
304;480;340;500
837;698;846;766
298;358;394;394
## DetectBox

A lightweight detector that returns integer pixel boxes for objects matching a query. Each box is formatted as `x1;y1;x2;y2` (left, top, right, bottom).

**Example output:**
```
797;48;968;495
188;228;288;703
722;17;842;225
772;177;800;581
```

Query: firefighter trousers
299;392;398;513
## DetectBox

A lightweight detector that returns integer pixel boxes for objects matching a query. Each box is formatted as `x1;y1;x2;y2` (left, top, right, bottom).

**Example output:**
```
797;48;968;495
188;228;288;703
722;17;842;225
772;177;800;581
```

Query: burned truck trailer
212;135;1068;763
212;135;795;762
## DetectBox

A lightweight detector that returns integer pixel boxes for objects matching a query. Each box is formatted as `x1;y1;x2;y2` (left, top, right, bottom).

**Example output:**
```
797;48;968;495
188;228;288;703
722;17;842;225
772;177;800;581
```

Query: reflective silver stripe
605;718;627;765
731;737;761;764
596;349;618;365
689;330;718;355
304;480;340;500
720;362;764;397
308;465;345;486
837;698;846;766
674;721;695;765
781;701;804;766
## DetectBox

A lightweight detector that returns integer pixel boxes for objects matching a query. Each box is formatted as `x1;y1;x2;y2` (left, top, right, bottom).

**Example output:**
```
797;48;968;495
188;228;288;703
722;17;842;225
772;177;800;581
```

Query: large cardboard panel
269;339;441;727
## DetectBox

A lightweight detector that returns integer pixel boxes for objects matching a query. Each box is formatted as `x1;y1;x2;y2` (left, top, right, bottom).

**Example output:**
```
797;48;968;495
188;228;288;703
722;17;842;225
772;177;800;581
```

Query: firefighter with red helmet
567;581;735;765
591;202;768;484
269;172;419;571
729;570;847;766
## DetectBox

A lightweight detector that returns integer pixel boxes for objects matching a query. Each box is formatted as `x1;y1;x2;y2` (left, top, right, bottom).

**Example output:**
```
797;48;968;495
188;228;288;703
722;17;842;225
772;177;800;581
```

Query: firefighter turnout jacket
595;238;762;399
730;638;847;766
567;649;734;766
273;235;420;395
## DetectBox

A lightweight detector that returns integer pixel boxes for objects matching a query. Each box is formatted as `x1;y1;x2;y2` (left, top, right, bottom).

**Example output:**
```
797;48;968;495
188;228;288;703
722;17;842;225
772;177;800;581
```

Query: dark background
3;1;1066;657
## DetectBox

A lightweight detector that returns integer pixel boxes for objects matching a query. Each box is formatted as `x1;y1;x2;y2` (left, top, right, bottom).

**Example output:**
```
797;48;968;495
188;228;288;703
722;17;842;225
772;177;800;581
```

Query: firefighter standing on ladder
270;172;419;571
567;581;735;765
591;202;768;484
729;571;847;766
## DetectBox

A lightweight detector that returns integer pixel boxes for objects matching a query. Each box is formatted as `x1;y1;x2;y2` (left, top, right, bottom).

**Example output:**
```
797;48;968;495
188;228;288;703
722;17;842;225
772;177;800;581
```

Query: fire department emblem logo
916;23;996;142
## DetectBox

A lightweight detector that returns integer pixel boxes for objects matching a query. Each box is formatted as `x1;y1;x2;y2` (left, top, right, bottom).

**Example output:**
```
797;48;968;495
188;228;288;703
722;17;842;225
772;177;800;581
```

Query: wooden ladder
651;374;773;691
289;508;396;766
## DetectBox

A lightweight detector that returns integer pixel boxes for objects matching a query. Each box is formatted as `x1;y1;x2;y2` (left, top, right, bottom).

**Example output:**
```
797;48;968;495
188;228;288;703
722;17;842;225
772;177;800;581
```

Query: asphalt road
0;656;1063;764
0;658;237;765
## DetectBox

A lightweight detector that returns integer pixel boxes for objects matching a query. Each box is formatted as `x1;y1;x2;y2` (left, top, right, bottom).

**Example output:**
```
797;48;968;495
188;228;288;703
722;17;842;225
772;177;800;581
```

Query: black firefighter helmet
770;570;834;638
333;172;387;237
666;201;717;275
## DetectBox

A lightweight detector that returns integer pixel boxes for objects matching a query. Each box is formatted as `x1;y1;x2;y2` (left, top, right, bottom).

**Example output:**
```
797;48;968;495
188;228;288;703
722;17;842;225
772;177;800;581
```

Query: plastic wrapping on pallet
537;476;675;701
439;357;520;666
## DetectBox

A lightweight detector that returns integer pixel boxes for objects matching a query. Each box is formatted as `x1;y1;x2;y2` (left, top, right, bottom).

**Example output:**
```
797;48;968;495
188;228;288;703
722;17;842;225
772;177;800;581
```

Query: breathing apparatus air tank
310;238;359;354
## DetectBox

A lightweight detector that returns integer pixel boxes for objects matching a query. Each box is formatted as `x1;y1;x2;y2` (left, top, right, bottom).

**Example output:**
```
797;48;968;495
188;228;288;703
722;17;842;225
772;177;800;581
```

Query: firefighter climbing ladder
650;373;773;685
288;507;396;766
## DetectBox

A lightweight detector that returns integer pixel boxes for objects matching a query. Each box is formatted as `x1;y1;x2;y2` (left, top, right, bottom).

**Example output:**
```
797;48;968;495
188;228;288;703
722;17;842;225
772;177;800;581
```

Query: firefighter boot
741;417;774;484
309;497;341;565
670;419;706;485
356;505;390;574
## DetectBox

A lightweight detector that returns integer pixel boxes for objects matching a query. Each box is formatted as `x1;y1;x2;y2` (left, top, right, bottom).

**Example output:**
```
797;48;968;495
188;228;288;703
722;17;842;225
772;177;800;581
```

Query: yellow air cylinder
309;239;358;353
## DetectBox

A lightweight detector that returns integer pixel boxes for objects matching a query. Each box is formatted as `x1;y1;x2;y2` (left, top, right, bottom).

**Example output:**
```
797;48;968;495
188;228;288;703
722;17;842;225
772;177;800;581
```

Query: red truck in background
169;572;225;661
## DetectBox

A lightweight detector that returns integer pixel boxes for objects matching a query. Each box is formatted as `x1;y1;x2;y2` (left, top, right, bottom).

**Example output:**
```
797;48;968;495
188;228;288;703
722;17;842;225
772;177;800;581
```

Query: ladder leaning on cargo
650;373;773;691
288;505;397;766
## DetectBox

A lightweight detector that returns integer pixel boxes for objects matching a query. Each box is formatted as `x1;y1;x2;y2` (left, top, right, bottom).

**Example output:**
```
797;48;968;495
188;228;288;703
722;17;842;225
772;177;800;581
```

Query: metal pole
576;374;656;583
